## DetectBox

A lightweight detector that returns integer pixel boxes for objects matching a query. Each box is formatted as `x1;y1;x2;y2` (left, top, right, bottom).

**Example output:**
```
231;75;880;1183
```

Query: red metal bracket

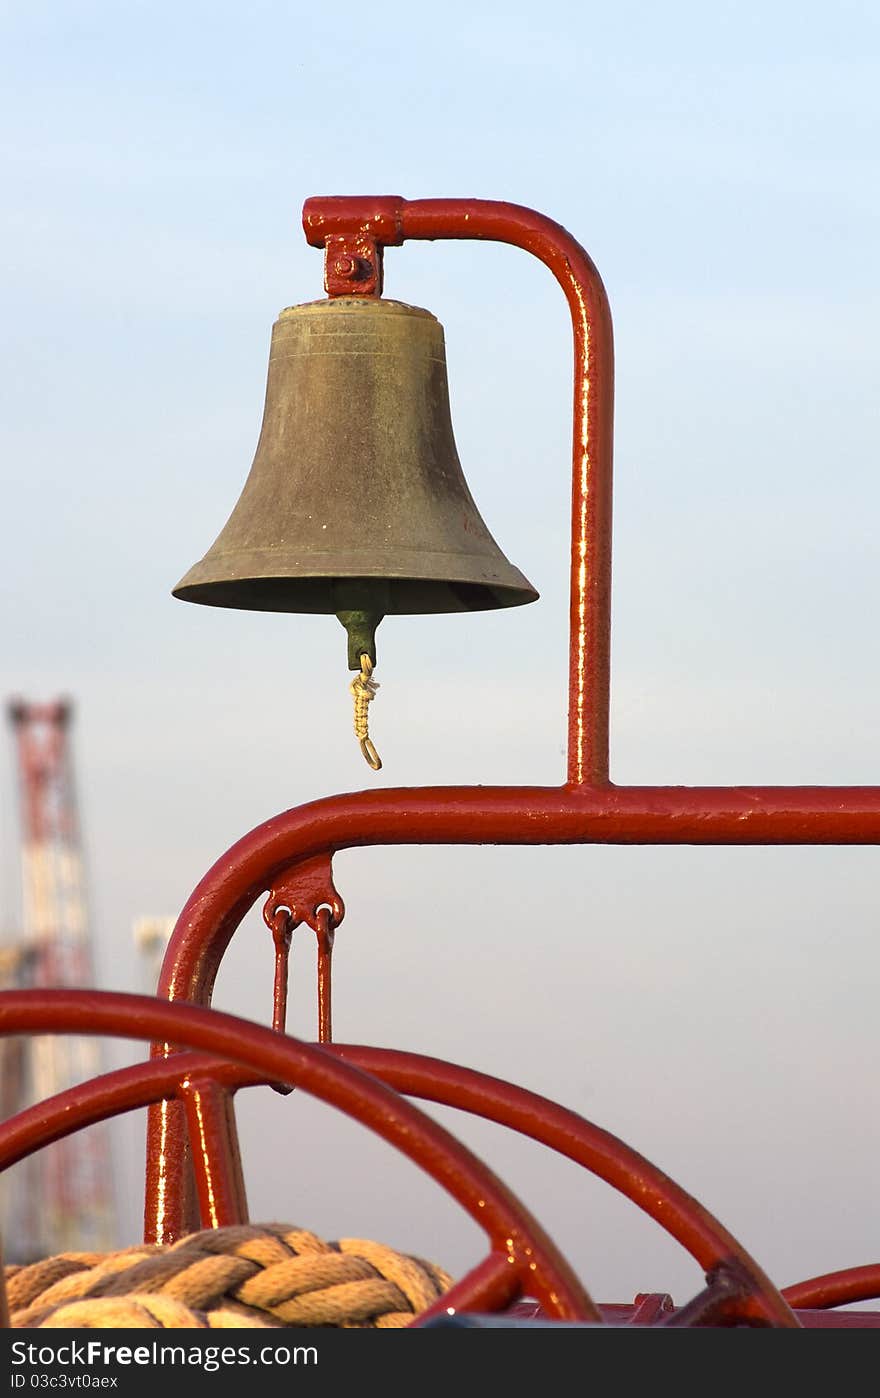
303;195;404;296
263;853;343;1042
263;852;344;936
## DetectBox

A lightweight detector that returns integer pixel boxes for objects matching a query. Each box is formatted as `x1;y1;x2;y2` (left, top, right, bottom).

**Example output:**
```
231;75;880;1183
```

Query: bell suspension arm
302;195;614;789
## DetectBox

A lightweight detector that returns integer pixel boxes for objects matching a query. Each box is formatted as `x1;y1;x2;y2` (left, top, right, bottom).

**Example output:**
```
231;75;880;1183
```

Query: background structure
1;699;116;1262
1;0;878;1306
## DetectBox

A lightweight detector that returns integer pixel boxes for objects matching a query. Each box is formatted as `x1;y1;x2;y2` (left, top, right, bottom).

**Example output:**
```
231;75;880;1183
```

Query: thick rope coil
5;1224;453;1329
350;652;382;770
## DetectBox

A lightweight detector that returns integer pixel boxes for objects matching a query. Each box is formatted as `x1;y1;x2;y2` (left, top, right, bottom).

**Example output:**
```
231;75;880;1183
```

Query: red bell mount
303;195;614;789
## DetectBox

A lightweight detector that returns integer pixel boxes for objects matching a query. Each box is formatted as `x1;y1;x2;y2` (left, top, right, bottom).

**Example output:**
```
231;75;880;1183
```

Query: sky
1;0;879;1315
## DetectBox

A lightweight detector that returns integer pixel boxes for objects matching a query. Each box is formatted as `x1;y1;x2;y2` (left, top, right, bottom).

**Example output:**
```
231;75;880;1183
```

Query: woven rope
5;1224;453;1329
350;653;382;769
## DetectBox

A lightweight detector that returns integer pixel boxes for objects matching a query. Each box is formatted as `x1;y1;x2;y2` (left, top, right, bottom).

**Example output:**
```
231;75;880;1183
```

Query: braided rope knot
350;653;382;770
4;1224;453;1329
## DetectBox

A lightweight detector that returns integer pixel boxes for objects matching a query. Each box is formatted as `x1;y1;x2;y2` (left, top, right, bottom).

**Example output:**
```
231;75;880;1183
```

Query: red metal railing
2;198;877;1327
144;198;880;1323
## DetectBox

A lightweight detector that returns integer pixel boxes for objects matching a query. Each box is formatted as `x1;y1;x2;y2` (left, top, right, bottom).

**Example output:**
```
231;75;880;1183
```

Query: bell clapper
350;653;381;771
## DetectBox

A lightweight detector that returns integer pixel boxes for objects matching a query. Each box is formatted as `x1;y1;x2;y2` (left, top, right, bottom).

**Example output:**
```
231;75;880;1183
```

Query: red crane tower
0;698;117;1262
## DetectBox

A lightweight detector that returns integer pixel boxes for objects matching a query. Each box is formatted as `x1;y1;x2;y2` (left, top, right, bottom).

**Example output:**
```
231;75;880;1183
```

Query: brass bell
173;296;538;767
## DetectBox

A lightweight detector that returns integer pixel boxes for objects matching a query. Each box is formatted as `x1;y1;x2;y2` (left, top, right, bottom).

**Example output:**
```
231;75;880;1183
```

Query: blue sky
1;0;878;1311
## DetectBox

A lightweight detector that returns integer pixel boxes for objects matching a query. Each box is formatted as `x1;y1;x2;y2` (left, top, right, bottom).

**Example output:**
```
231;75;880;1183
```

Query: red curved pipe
328;1043;796;1325
0;1054;263;1169
156;785;880;1011
782;1264;880;1310
146;781;880;1241
0;989;597;1323
0;1034;800;1327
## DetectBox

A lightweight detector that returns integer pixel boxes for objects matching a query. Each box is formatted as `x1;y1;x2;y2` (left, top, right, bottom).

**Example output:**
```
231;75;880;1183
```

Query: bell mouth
172;572;539;616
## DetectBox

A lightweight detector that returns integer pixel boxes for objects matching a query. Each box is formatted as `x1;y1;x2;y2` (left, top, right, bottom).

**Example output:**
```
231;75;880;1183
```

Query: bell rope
350;653;381;770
